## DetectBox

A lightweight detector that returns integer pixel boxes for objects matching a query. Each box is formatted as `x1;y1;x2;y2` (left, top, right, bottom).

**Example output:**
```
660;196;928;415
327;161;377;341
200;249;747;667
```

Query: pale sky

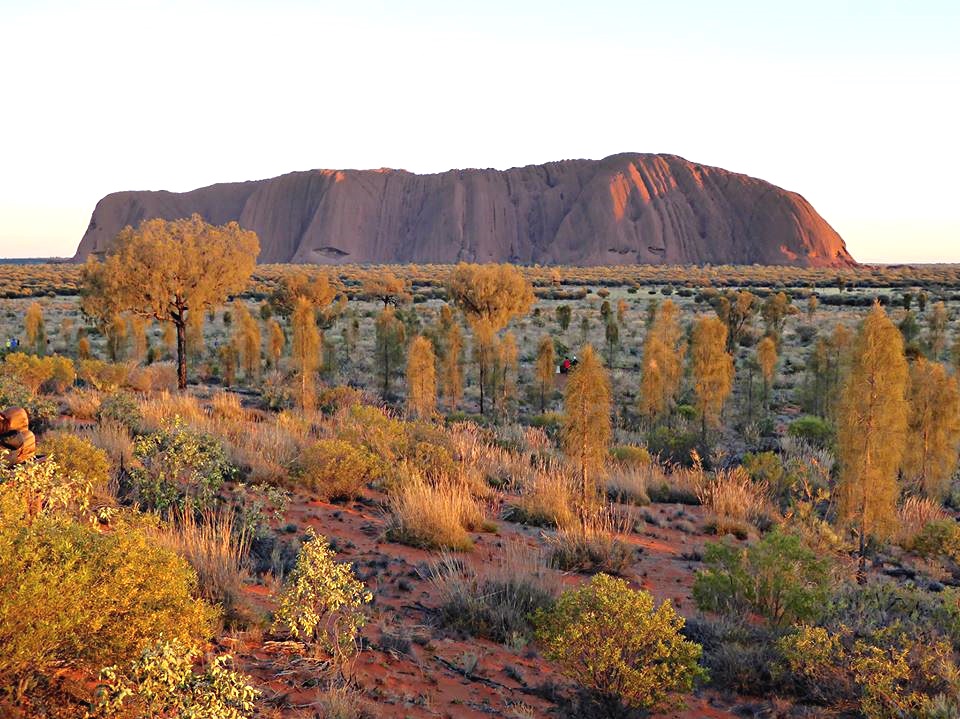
1;0;958;262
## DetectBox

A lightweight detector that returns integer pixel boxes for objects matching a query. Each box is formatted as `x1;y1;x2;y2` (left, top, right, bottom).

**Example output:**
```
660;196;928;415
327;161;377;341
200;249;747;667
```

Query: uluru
74;153;854;267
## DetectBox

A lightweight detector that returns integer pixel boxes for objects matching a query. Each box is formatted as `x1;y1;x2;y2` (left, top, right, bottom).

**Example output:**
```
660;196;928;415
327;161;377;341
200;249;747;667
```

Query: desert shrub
272;530;372;660
504;470;576;528
529;412;564;437
3;352;54;394
338;404;409;464
777;623;959;717
43;432;112;504
0;374;57;429
742;451;786;492
295;439;382;500
897;496;951;544
823;580;960;649
609;444;652;466
96;638;258;718
96;390;142;431
128;418;234;514
682;617;782;695
78;359;131;392
386;477;488;551
63;388;102;419
534;573;705;715
646;462;705;505
409;440;457;483
317;385;366;414
693;529;832;627
905;520;960;563
0;457;95;520
42;355;76;393
0;495;216;697
787;415;833;449
548;510;636;575
432;541;559;645
126;361;178;393
260;370;294;410
645;425;699;466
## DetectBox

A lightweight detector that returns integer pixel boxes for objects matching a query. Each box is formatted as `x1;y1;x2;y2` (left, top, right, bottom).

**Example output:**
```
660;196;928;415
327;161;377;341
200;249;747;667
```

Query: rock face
75;153;854;266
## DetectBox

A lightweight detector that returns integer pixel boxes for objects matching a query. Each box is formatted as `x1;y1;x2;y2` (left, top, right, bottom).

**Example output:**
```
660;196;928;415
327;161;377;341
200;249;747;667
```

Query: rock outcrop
75;153;854;266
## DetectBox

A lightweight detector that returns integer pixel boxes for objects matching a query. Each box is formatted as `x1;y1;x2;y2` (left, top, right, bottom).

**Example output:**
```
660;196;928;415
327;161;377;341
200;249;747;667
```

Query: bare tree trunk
175;317;187;390
479;359;486;416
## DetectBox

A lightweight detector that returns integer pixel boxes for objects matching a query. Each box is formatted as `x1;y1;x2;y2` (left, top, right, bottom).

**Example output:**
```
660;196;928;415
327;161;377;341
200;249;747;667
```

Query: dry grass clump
646;460;707;504
698;466;773;538
548;507;636;575
431;539;560;645
445;422;525;494
138;391;206;430
134;392;312;484
147;508;251;626
386;476;489;552
606;461;664;506
63;388;101;420
504;469;576;528
80;420;135;469
210;390;250;422
896;496;950;545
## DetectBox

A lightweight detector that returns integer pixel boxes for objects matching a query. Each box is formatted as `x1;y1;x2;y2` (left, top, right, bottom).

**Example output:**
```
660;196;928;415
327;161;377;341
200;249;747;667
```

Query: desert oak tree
81;214;259;389
835;303;909;576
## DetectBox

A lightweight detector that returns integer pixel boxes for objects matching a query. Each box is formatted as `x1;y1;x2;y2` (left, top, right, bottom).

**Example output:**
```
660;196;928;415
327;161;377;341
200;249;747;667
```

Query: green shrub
96;638;258;718
906;520;960;563
741;451;786;491
529;412;564;437
0;457;95;521
43;433;112;504
787;415;833;449
610;444;652;466
693;530;832;627
778;623;959;717
534;573;705;714
272;530;372;661
646;425;699;466
129;418;233;513
96;391;142;431
823;580;960;649
0;493;216;697
295;439;382;500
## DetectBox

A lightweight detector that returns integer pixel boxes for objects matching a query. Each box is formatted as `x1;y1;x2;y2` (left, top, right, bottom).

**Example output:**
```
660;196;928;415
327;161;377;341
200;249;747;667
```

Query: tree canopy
81;214;259;388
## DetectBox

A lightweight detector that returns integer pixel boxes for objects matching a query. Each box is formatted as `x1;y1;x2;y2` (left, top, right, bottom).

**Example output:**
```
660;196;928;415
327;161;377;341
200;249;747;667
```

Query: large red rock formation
74;153;854;267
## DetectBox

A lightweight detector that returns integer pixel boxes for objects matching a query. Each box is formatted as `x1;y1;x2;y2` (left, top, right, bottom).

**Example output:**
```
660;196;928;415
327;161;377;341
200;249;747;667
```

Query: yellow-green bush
296;438;382;500
0;457;94;521
78;359;131;392
905;520;960;563
272;530;371;661
534;573;705;713
42;433;112;504
778;624;958;717
96;638;258;718
0;491;216;697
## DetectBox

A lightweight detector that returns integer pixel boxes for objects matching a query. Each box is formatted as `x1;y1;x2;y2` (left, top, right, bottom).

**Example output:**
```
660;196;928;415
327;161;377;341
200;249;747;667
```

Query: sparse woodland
3;227;960;718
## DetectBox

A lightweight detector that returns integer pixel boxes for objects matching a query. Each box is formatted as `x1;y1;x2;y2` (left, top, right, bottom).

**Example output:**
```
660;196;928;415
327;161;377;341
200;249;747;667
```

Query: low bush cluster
534;573;705;715
295;438;382;500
